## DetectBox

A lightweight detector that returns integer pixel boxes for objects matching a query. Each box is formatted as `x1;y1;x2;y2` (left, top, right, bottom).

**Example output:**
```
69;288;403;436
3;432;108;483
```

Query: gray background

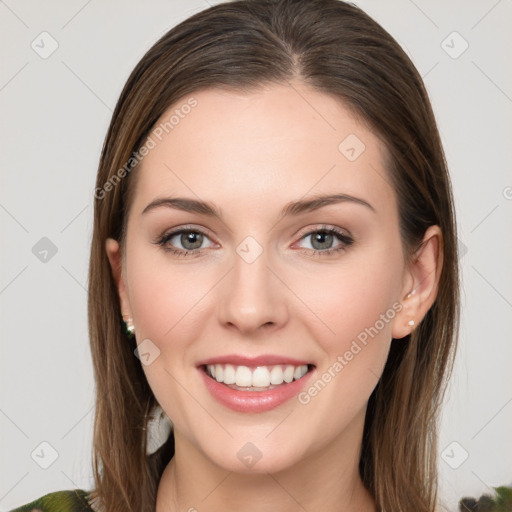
1;1;511;510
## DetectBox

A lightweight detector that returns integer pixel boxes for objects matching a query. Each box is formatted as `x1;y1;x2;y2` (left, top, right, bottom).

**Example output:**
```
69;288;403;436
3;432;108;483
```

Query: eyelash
154;225;354;258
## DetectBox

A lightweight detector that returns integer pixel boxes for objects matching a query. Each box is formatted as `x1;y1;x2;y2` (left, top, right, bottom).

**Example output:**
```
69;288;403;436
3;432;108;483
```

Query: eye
295;226;354;256
154;227;215;257
154;225;353;258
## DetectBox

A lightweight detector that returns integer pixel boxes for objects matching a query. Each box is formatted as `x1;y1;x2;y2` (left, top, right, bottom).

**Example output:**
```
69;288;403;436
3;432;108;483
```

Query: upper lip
196;354;314;367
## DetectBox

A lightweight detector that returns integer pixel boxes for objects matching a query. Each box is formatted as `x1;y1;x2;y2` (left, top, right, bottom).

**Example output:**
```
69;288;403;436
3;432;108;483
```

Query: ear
105;238;132;322
392;225;443;339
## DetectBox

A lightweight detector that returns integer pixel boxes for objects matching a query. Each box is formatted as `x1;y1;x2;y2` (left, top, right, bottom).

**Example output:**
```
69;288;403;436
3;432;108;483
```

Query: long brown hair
87;1;460;510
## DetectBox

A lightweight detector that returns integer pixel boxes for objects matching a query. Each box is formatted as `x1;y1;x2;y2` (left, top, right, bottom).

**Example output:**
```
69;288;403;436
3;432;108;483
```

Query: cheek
125;250;213;426
293;259;401;438
126;245;211;342
292;250;403;354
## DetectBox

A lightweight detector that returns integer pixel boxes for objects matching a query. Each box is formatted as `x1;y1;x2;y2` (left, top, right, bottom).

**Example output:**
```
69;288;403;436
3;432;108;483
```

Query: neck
156;412;376;512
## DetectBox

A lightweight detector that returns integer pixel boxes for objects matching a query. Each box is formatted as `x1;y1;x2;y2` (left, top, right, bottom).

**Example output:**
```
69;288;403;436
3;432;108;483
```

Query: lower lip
199;366;315;413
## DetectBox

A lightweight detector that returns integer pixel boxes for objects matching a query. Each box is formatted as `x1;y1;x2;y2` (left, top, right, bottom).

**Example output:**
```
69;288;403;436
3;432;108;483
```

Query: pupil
312;232;333;250
182;232;203;250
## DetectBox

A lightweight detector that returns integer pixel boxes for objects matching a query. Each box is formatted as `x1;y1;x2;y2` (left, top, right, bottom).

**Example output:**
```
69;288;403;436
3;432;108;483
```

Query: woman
9;0;459;510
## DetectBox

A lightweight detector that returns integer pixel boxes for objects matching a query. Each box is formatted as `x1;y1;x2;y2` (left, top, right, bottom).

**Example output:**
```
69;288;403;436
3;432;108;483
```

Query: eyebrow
141;193;376;219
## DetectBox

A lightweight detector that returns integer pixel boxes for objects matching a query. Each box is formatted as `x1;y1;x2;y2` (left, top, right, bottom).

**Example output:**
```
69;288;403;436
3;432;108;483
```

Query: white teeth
269;366;284;385
223;364;236;384
252;366;270;387
283;365;295;383
235;366;253;387
205;363;310;389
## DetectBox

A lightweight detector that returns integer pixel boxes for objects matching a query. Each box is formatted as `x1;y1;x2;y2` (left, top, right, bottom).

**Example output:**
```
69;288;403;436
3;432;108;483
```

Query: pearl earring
123;314;135;338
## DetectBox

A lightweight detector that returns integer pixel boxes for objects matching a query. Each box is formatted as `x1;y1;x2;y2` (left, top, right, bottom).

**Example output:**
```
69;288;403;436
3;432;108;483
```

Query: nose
217;244;289;336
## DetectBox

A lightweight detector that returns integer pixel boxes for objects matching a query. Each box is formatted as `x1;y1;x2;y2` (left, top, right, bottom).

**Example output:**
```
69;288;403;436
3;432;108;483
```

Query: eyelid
156;224;351;243
294;223;352;240
157;224;215;241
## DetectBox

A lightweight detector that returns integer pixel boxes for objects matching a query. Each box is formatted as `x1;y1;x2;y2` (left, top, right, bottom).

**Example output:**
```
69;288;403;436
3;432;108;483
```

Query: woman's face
108;82;418;474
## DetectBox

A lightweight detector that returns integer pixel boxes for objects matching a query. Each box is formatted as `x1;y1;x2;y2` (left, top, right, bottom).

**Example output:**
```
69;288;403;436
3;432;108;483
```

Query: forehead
131;83;396;219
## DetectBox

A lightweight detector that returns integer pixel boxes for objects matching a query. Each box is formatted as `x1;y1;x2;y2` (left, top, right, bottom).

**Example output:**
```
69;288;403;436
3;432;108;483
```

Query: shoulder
7;489;94;512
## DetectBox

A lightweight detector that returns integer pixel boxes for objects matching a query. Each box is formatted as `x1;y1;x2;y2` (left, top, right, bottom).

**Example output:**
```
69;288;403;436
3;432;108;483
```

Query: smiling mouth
201;363;315;391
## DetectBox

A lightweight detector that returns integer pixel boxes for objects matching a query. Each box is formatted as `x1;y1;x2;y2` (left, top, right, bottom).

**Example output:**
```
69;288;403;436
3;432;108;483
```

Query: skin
106;82;442;512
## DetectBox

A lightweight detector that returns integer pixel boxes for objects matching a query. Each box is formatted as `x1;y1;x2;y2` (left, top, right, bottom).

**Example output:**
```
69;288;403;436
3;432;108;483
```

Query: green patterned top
8;489;95;512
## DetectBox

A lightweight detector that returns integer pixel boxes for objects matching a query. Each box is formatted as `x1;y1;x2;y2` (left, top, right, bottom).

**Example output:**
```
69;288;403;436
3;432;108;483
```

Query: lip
196;354;312;368
198;362;316;413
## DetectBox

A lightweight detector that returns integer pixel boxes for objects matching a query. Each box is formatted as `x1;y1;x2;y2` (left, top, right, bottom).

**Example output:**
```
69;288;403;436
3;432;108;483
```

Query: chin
200;437;307;475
